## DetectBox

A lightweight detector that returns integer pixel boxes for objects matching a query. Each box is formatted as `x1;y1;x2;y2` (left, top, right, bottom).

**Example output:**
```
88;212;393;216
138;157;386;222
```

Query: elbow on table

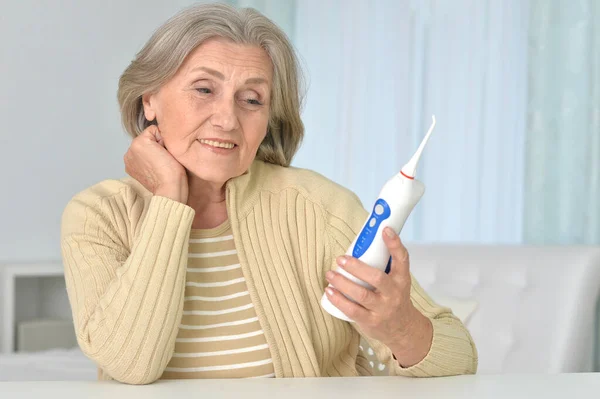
76;335;165;385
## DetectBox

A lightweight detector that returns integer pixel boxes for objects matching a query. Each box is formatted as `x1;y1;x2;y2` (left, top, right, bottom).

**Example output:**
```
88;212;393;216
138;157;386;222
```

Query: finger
140;124;157;137
326;270;380;311
154;129;165;146
324;286;370;323
141;125;162;143
382;226;410;279
336;255;393;294
140;126;167;148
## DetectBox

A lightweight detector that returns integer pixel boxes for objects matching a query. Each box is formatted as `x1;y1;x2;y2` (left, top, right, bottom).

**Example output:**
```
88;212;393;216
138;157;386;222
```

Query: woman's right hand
124;125;189;204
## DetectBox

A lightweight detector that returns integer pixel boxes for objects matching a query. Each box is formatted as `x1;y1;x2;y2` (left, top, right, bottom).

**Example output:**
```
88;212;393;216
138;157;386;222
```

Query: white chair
362;245;600;375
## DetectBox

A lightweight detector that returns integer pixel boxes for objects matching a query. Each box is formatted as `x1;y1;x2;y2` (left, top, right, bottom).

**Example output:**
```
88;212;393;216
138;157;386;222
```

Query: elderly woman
60;3;477;384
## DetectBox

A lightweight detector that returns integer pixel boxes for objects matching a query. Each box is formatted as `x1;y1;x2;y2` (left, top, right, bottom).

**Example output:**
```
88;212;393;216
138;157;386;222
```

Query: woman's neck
187;173;228;230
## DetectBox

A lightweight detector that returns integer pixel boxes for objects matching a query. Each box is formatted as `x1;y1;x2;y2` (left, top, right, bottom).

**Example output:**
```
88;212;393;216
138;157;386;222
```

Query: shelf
1;262;70;354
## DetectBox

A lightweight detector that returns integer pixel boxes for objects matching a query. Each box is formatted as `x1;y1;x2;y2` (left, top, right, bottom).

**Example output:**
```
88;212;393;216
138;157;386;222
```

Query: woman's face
142;37;273;185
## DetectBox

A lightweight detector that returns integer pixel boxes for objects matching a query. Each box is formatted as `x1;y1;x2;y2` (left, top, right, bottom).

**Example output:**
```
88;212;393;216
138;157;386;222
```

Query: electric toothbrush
321;115;437;322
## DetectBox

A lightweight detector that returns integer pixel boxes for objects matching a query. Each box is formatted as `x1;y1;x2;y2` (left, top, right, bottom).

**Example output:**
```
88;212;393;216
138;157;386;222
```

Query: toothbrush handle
340;176;425;290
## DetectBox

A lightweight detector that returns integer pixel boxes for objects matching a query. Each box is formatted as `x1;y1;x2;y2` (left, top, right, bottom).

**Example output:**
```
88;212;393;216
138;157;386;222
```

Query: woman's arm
61;183;194;384
355;275;478;377
324;190;477;377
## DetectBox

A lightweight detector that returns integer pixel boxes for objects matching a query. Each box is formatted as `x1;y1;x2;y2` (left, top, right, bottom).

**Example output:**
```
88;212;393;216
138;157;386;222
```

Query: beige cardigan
60;160;477;384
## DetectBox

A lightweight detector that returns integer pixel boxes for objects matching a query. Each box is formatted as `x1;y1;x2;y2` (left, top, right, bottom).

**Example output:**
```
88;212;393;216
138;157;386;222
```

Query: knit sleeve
60;183;194;384
325;189;478;377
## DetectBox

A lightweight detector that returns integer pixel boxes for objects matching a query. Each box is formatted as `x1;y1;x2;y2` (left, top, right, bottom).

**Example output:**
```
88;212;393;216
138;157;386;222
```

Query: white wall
0;0;212;263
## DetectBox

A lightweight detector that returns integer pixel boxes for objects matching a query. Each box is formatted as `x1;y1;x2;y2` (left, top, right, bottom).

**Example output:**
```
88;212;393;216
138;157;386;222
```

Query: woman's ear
142;92;157;122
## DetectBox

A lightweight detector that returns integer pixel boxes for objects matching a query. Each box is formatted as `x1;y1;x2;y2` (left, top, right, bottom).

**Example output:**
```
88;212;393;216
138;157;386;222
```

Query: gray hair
117;2;304;167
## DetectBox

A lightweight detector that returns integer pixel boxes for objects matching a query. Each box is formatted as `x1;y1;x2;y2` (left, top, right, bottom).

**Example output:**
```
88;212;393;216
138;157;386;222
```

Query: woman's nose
209;96;240;132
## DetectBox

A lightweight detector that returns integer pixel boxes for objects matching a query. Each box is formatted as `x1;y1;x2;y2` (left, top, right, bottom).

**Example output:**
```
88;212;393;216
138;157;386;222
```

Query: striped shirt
161;221;275;379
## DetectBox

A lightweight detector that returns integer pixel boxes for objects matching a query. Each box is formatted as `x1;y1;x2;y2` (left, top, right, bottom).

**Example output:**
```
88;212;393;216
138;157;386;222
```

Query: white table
0;374;599;398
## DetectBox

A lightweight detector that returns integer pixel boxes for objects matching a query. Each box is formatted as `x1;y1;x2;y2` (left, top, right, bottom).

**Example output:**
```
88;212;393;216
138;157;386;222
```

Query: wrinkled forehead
178;37;274;84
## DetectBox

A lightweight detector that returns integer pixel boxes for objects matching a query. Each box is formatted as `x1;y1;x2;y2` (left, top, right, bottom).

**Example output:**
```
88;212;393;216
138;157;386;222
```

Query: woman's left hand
324;226;433;367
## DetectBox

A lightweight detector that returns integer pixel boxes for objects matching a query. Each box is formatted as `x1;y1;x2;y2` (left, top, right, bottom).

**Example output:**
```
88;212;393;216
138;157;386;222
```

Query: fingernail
385;227;396;238
326;271;335;280
325;287;334;296
337;256;347;266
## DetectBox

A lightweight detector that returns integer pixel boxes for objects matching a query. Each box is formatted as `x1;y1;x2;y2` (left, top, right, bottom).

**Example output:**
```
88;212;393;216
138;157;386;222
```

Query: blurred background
0;0;598;380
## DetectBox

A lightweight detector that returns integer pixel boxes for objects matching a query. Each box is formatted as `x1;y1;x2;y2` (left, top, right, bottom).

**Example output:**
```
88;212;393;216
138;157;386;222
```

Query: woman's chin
186;166;241;187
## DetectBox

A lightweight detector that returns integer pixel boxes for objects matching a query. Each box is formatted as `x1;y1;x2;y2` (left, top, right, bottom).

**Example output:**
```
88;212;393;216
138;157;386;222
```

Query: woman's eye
246;98;262;105
196;88;211;94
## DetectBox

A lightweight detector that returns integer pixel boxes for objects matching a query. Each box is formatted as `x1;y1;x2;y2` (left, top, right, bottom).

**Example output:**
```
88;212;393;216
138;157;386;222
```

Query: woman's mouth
198;139;237;149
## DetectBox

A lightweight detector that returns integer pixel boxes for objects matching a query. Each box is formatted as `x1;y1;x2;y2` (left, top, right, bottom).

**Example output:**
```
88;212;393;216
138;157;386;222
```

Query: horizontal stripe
184;291;249;302
184;295;251;312
165;358;273;373
182;303;254;316
161;362;275;379
188;249;238;258
174;332;269;356
179;307;258;327
185;269;244;284
188;240;235;254
172;344;269;358
187;254;240;268
180;317;259;330
168;348;271;369
176;320;262;340
184;281;247;297
189;235;234;243
187;264;241;273
175;330;264;343
186;277;245;288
